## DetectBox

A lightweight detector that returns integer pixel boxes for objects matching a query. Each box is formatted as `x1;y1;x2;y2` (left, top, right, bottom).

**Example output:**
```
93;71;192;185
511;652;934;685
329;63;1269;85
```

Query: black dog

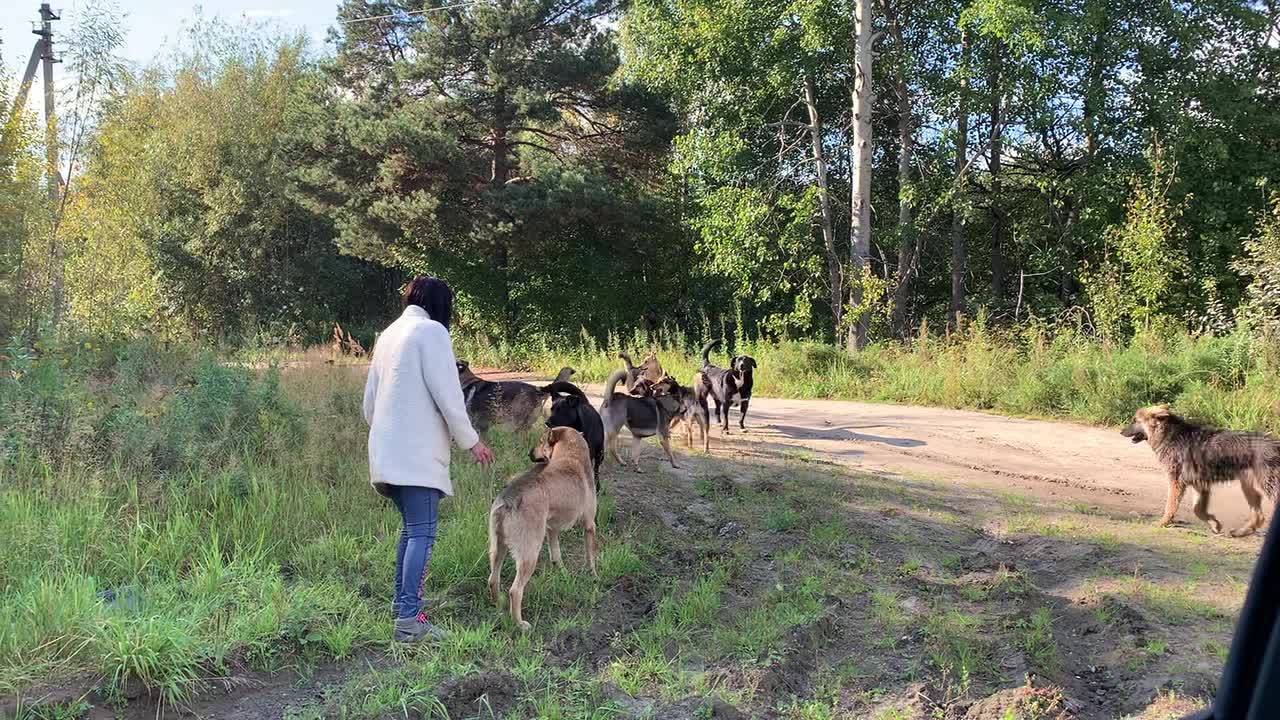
541;381;605;492
694;340;758;433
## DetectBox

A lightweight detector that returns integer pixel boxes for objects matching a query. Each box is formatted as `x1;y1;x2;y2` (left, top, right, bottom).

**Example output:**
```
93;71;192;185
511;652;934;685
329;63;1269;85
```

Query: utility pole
34;3;61;204
35;3;64;324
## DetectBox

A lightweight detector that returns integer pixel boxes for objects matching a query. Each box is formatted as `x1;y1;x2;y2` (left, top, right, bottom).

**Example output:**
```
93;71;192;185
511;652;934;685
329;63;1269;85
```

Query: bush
0;335;302;474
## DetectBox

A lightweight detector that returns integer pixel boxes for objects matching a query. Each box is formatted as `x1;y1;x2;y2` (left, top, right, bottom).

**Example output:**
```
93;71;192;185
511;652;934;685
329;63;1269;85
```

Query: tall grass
0;339;631;702
454;322;1280;433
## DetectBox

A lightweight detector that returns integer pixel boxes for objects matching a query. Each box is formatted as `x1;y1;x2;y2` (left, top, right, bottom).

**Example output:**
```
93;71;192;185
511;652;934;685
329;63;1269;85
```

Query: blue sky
3;0;340;73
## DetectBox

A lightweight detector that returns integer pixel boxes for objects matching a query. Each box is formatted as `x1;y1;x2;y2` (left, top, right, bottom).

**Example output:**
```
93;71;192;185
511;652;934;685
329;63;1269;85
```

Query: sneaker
393;612;451;644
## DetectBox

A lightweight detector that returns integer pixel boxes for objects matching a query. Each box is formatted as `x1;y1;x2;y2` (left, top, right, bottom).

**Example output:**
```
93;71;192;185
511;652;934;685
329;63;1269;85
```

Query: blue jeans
386;485;442;620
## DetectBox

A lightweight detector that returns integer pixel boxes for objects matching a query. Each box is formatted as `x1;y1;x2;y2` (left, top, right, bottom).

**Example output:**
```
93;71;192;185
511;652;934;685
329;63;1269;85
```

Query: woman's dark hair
402;276;453;330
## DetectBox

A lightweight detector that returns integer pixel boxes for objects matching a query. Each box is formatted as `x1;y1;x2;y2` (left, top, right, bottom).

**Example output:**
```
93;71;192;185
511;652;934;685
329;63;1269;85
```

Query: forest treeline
2;0;1279;349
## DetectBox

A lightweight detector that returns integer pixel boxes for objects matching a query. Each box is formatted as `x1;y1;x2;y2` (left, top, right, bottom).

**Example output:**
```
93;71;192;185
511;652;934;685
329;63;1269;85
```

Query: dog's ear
549;426;576;446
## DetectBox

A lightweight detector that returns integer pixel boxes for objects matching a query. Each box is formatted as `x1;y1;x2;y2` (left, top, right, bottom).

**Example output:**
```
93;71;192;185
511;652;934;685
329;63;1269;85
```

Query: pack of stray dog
481;343;759;632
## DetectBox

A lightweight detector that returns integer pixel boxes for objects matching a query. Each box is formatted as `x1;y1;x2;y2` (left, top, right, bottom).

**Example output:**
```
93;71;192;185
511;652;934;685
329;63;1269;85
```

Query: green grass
1013;607;1060;671
1;333;1248;718
0;344;642;707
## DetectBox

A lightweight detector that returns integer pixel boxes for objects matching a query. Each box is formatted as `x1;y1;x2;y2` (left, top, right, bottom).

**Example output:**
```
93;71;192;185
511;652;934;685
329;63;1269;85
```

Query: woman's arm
362;364;378;425
419;324;481;450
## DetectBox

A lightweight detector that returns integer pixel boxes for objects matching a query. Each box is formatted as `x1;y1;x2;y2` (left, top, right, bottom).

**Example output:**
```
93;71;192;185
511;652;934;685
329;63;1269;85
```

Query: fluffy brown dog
1123;405;1280;537
487;427;598;631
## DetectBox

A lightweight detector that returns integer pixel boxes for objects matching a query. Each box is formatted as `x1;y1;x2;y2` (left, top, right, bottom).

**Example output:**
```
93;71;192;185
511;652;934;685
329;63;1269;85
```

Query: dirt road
499;373;1255;528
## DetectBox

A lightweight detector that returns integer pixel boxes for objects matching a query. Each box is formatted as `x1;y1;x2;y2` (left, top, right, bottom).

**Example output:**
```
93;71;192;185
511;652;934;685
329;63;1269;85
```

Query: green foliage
288;0;680;342
0;335;301;472
0;62;50;337
1234;194;1280;337
1083;154;1188;340
60;20;396;341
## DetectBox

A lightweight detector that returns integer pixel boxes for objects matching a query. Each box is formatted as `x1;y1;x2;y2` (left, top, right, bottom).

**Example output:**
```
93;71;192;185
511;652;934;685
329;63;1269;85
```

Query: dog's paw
1228;526;1254;538
517;620;532;633
1209;521;1224;535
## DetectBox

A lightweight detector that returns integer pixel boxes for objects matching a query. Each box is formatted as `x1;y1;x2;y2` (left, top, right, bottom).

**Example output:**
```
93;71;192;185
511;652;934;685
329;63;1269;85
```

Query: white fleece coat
362;306;480;496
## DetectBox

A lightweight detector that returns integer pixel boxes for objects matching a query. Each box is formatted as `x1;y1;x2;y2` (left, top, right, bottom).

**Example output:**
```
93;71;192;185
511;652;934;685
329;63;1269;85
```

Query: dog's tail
700;340;720;368
1266;446;1280;500
618;352;636;373
488;494;509;558
541;381;588;400
603;369;627;405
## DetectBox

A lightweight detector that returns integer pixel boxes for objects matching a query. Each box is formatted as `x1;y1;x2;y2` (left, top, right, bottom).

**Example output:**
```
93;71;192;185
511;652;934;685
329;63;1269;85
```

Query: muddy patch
434;670;518;720
550;575;656;670
757;614;841;696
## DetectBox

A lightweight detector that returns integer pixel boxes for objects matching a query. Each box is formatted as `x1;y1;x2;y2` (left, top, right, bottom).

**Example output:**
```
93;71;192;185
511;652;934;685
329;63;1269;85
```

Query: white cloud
244;9;296;19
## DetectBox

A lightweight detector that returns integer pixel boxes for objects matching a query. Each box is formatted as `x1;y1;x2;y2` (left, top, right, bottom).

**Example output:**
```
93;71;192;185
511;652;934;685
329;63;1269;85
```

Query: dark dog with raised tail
599;369;677;471
694;340;758;433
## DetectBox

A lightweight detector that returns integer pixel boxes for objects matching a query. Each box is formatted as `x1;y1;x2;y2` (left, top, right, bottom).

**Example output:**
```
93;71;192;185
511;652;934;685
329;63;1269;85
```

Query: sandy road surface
486;371;1255;528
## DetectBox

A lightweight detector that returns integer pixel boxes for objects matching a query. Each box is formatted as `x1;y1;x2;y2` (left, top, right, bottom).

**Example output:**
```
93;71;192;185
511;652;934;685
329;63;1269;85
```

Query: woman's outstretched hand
470;441;495;468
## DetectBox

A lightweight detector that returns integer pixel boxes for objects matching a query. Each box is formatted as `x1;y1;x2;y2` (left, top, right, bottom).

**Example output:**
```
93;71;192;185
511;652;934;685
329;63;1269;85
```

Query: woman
362;276;495;643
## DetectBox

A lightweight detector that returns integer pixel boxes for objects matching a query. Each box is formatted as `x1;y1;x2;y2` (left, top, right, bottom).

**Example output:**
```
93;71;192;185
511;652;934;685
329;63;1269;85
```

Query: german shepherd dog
487;427;597;632
541;380;605;491
599;369;677;471
653;375;710;453
694;340;758;433
1123;405;1280;537
619;351;664;393
456;360;547;432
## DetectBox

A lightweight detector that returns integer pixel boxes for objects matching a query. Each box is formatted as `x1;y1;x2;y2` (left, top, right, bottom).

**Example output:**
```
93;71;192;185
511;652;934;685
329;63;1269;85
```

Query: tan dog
1123;405;1280;537
487;427;598;631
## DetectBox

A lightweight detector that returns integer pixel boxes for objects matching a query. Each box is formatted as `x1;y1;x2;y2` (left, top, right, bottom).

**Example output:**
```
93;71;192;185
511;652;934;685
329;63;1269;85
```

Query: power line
340;2;481;25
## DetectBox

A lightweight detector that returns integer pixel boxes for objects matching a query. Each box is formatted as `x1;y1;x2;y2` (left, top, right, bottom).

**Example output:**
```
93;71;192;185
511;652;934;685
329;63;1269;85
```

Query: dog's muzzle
1121;423;1147;444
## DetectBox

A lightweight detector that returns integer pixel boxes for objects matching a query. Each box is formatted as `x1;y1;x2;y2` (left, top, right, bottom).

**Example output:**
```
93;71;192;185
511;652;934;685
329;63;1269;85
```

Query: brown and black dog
599;369;677;471
1123;404;1280;537
487;427;597;632
653;374;710;453
456;360;547;432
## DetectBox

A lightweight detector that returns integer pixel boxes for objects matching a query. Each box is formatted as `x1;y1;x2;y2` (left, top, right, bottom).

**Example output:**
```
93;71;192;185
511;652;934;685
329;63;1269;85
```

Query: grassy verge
451;324;1280;434
0;342;641;713
1;336;1256;718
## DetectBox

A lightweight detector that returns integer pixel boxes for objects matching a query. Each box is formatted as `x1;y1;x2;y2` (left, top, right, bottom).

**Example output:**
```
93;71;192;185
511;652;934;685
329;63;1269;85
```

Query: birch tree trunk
848;0;874;351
